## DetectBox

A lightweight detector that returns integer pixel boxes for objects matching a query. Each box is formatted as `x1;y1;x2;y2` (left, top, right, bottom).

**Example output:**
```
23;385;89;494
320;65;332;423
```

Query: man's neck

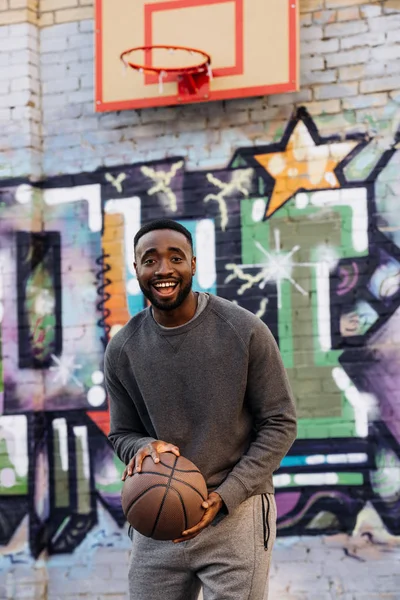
152;291;198;327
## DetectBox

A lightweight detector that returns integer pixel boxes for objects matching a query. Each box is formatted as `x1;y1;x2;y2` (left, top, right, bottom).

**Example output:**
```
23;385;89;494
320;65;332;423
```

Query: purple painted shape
275;492;301;519
359;308;400;445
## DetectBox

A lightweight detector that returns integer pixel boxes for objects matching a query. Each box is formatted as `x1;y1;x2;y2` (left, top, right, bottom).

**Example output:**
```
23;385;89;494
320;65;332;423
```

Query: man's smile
151;280;179;297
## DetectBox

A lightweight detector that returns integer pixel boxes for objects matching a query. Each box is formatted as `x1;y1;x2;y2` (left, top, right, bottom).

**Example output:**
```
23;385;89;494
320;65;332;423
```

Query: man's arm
214;319;297;514
104;348;156;464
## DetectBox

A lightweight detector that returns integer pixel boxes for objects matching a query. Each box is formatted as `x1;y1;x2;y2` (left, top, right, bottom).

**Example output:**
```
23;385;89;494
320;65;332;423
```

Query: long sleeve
104;346;156;464
215;321;297;514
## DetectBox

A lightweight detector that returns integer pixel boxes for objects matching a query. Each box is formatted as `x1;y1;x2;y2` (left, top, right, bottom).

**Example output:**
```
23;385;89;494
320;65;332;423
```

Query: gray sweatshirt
105;294;297;514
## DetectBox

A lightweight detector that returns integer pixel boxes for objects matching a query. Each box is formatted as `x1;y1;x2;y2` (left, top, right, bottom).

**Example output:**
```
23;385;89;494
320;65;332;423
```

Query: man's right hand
122;440;180;481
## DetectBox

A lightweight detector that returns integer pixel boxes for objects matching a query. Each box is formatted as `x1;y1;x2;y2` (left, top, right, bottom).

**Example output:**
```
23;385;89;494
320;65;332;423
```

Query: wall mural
0;108;400;561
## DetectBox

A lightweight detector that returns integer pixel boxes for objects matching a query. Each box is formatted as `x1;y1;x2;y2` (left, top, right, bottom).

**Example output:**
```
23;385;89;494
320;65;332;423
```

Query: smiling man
105;218;297;600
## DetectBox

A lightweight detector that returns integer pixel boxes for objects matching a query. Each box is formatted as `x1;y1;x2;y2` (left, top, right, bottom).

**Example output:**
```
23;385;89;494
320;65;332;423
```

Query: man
105;218;297;600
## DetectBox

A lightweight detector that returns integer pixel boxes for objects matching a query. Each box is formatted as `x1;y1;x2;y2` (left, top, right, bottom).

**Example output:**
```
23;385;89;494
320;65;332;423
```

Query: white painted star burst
225;229;315;308
50;354;83;388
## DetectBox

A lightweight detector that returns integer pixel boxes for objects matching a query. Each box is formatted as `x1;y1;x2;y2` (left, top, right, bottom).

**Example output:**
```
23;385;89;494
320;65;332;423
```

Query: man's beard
139;278;193;311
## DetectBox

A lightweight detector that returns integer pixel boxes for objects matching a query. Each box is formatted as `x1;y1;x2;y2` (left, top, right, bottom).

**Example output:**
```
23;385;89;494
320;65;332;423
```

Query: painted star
254;121;358;218
50;354;83;388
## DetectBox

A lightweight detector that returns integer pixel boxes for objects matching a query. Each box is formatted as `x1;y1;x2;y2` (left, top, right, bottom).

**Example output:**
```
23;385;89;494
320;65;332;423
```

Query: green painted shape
239;192;372;439
53;429;69;508
95;456;125;494
0;440;28;495
337;472;363;485
75;434;91;515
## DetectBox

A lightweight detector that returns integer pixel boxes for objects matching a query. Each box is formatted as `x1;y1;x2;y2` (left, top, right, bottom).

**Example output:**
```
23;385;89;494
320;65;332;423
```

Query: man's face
134;229;196;311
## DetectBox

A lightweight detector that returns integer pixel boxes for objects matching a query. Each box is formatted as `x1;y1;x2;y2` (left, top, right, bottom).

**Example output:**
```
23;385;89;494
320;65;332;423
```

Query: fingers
173;495;222;543
124;441;181;478
135;450;146;473
122;457;135;481
167;444;180;457
173;514;211;543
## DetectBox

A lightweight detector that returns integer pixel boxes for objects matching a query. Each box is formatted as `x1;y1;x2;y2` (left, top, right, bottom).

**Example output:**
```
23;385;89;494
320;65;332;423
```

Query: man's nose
155;259;173;275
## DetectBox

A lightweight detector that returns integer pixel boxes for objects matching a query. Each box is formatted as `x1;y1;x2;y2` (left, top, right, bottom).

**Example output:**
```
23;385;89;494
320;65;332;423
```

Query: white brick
66;88;94;103
1;35;33;51
98;111;141;129
301;38;339;56
40;37;68;53
360;75;400;93
82;130;122;145
41;93;66;109
371;45;400;61
324;20;368;38
42;76;79;94
339;62;381;81
342;93;388;110
387;30;400;43
11;76;37;92
314;82;358;100
40;49;79;64
369;14;400;32
41;63;68;79
300;25;323;41
66;60;93;76
44;133;81;149
0;90;34;108
326;48;369;68
67;32;92;48
79;19;93;32
0;108;11;120
79;46;93;61
40;21;78;40
269;89;313;106
301;55;324;71
360;4;381;18
386;59;400;75
0;64;28;79
301;68;337;85
10;22;36;38
79;73;94;89
11;48;39;66
340;31;386;50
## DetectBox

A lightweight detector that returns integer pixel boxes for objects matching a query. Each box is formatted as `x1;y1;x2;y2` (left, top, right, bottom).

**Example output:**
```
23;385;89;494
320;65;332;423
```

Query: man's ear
191;256;196;276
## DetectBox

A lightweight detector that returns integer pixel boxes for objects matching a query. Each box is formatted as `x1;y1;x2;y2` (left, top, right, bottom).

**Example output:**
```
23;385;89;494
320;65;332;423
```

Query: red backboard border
95;0;298;112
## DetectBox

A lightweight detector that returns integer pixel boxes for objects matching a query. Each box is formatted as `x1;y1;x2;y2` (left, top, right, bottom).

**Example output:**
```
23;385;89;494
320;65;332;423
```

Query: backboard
95;0;299;112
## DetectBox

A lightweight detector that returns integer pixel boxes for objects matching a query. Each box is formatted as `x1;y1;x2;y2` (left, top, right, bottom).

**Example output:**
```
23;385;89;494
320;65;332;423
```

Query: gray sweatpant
128;494;276;600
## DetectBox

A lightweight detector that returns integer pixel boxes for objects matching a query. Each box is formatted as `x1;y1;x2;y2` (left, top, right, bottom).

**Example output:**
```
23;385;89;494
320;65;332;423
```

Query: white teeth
154;282;176;288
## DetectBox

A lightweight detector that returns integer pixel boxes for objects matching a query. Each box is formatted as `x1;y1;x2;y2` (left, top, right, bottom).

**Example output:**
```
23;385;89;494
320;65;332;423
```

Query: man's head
134;219;196;312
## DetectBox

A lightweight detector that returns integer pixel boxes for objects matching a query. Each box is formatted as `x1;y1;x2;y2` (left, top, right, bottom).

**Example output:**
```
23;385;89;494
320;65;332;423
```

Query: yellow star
254;121;358;218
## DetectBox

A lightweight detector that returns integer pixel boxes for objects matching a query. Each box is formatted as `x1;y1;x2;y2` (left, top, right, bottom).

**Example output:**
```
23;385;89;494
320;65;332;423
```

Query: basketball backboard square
95;0;299;111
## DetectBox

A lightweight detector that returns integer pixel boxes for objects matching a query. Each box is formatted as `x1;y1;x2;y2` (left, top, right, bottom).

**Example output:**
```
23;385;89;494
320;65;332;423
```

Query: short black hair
134;219;193;252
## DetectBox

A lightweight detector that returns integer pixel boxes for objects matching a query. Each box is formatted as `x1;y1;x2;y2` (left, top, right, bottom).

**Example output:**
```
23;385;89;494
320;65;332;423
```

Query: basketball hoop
120;45;212;100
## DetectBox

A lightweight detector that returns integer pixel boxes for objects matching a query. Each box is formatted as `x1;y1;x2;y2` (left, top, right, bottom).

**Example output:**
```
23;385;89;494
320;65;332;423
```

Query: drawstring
261;494;271;551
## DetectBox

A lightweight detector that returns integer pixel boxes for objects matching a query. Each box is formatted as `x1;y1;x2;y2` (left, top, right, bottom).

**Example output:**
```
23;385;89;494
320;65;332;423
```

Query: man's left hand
173;492;224;543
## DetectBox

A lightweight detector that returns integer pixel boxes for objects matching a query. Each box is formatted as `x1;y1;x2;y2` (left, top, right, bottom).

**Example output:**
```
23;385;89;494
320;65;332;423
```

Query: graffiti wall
1;108;400;568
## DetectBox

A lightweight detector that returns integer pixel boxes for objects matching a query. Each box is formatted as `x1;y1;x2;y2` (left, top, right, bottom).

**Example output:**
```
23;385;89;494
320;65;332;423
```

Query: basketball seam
150;455;178;538
172;486;188;532
159;458;200;473
132;470;207;501
124;483;168;517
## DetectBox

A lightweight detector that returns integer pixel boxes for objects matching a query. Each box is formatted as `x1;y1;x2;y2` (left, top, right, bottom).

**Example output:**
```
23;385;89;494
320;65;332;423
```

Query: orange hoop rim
120;45;211;76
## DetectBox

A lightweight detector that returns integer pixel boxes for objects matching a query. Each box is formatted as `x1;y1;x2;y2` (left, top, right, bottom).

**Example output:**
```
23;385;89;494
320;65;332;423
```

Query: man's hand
121;440;180;481
173;492;224;543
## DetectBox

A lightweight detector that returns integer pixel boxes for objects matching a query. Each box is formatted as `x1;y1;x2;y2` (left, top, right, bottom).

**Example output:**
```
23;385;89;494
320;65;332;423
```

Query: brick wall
1;1;400;599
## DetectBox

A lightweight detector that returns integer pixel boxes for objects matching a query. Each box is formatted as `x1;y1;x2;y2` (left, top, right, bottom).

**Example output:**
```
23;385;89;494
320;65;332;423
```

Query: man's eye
144;259;155;265
171;257;182;262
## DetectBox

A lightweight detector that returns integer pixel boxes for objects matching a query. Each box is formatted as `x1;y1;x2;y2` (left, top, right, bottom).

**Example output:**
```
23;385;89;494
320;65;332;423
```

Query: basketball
121;453;208;540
